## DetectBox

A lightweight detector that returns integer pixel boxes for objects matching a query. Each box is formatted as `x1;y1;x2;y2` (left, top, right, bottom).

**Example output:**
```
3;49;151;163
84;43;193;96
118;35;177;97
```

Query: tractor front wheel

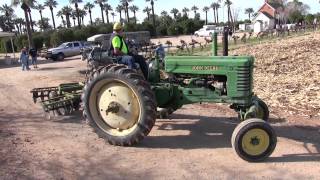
231;118;277;162
82;65;157;146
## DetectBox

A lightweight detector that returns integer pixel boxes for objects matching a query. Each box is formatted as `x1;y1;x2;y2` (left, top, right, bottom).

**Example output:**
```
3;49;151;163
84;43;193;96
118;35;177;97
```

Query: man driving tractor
110;22;149;79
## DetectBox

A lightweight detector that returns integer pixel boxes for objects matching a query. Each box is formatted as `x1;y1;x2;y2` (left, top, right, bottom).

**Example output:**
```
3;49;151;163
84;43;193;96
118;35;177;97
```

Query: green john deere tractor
31;31;277;162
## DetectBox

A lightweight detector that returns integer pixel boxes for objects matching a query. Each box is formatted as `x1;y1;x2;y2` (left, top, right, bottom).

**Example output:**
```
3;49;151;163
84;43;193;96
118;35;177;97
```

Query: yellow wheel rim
241;128;270;156
89;79;141;136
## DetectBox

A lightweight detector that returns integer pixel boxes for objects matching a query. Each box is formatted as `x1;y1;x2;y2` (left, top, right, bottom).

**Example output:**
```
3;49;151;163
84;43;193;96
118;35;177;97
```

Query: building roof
261;12;274;19
0;32;15;38
268;2;282;9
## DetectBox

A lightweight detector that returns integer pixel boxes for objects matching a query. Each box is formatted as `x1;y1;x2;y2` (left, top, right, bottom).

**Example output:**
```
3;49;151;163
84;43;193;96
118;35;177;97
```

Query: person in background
29;47;38;68
155;42;166;62
20;47;30;71
109;22;149;79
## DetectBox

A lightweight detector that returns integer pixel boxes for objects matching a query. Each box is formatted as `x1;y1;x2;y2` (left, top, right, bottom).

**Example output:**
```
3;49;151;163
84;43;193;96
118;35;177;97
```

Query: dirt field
0;33;320;179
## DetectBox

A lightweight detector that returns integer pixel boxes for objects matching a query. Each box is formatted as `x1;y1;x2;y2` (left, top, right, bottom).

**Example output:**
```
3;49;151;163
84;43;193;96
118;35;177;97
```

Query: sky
1;0;320;28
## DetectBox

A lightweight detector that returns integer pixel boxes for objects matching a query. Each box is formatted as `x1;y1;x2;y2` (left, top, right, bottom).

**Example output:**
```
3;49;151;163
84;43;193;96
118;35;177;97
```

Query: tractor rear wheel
231;119;277;162
82;65;157;146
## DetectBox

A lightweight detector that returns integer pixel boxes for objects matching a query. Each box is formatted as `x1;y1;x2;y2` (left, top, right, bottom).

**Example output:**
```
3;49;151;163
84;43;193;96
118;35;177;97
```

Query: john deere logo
192;66;219;71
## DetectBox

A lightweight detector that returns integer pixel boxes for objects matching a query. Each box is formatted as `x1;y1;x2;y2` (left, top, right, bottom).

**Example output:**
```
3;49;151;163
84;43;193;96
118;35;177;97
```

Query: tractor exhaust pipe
222;27;229;56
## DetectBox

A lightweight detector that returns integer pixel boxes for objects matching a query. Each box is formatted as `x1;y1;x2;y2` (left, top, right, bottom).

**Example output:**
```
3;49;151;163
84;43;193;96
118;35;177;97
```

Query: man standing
110;22;149;79
29;47;38;69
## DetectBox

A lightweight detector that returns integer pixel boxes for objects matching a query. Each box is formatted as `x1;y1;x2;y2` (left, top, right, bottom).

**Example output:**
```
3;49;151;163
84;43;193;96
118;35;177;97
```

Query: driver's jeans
117;54;148;79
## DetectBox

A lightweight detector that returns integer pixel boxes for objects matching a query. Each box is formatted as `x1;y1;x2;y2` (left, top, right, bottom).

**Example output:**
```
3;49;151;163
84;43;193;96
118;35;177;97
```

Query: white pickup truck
194;25;224;37
46;41;92;61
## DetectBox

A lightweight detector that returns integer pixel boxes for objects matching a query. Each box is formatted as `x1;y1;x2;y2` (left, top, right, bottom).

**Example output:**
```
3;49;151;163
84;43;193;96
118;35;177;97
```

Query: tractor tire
231;119;277;162
82;64;157;146
241;97;269;121
254;97;269;121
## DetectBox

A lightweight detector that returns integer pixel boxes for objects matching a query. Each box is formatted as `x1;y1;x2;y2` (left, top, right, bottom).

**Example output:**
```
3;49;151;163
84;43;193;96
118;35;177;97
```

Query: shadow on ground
0;110;319;163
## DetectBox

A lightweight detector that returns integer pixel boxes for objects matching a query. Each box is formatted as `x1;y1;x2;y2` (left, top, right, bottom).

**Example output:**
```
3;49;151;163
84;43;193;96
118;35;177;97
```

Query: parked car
46;41;93;61
194;25;224;37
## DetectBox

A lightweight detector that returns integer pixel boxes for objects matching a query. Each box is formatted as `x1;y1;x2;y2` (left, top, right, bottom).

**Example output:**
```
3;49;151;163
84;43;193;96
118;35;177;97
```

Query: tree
44;0;57;29
104;3;112;24
182;7;190;17
121;0;133;23
143;7;151;21
78;8;87;25
56;10;65;27
37;17;51;30
146;0;156;34
170;8;179;19
94;0;107;23
34;3;45;31
215;2;221;24
0;4;14;32
129;5;139;24
191;5;199;18
116;5;124;22
219;0;233;27
94;17;102;25
71;10;77;27
110;12;116;23
84;2;95;25
70;0;83;28
211;2;220;24
161;10;168;17
61;6;72;28
203;6;210;25
12;0;35;48
245;8;254;21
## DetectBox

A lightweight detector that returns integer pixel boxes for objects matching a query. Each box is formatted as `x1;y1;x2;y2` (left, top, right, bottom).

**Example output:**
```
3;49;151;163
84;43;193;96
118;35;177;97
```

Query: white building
252;12;275;33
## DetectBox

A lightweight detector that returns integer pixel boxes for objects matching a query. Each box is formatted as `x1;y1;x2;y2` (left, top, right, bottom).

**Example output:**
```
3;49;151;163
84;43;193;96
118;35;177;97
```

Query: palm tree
71;10;77;27
161;10;168;17
94;17;102;25
70;0;83;27
120;0;133;23
34;3;45;31
191;5;198;18
78;9;86;25
27;5;35;32
116;5;124;22
61;6;73;28
104;3;112;24
170;8;179;19
129;5;139;24
203;6;210;25
110;12;116;22
56;10;65;27
182;7;189;17
211;3;217;24
218;0;233;26
44;0;57;29
14;18;24;34
143;7;151;21
84;2;95;25
37;17;51;30
12;0;35;48
146;0;156;33
0;4;14;32
215;3;221;24
94;0;107;23
245;8;254;21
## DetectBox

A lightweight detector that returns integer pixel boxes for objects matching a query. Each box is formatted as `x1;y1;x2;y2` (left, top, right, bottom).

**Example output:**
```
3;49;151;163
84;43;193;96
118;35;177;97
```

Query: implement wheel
82;65;157;146
232;119;277;162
